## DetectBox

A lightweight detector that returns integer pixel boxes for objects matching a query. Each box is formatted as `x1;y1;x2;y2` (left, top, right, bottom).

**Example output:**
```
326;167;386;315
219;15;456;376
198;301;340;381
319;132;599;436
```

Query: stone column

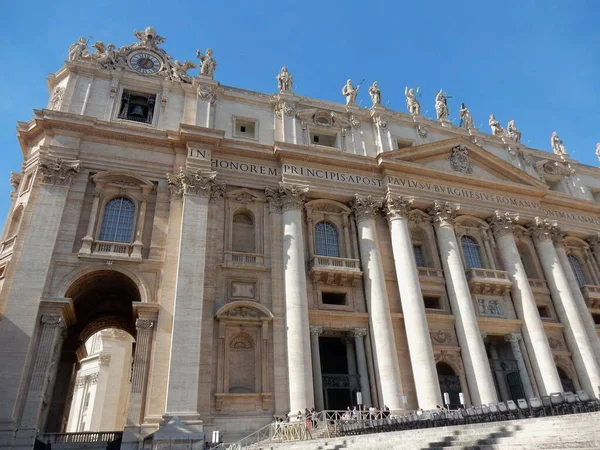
310;326;324;411
384;193;442;409
80;190;102;254
530;218;600;397
505;333;535;398
164;168;225;424
554;240;600;366
489;343;510;402
353;328;372;407
344;336;358;378
351;195;403;409
266;183;314;413
487;211;562;395
0;157;79;447
428;201;497;405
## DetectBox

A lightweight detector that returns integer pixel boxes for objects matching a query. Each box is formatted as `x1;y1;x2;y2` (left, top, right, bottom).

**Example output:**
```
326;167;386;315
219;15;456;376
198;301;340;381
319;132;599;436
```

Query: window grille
461;235;484;269
99;197;135;243
315;222;340;257
568;254;587;286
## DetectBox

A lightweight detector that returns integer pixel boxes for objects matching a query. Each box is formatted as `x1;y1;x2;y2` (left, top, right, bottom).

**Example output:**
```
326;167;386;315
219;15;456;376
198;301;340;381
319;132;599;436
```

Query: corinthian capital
487;210;519;237
136;318;155;330
350;195;382;223
39;156;80;186
310;326;324;337
428;200;459;227
528;217;560;242
586;232;600;251
41;314;63;327
265;182;308;213
505;332;522;343
384;192;414;221
166;167;225;200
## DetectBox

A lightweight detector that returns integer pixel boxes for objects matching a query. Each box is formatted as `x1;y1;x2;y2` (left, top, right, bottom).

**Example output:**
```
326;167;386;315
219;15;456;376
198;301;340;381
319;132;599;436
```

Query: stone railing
223;251;264;266
92;240;132;255
0;235;16;254
528;278;550;294
309;256;362;287
38;431;122;444
311;256;360;270
581;285;600;310
417;267;445;279
465;268;512;296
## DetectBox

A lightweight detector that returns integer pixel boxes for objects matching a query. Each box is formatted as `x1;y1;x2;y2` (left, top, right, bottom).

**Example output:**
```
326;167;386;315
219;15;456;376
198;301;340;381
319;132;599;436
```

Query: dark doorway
436;362;461;409
557;367;575;392
319;337;356;410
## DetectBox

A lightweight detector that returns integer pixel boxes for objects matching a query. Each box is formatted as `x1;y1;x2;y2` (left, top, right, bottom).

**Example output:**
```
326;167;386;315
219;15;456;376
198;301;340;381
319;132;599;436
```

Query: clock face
129;52;162;74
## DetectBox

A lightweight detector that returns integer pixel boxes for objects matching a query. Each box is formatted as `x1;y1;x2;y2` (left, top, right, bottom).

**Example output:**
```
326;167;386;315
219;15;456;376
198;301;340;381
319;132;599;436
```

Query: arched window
98;197;135;243
315;222;340;257
232;210;255;253
461;235;484;269
568;254;587;286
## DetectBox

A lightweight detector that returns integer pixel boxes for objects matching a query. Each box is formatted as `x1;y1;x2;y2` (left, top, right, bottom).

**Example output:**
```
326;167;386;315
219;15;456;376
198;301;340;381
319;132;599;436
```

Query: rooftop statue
68;37;89;61
342;79;359;106
551;131;567;159
169;60;197;83
404;87;421;115
489;114;505;137
459;103;475;130
196;48;217;78
368;81;381;107
91;42;117;69
435;89;450;121
506;120;521;143
596;142;600;164
276;66;293;93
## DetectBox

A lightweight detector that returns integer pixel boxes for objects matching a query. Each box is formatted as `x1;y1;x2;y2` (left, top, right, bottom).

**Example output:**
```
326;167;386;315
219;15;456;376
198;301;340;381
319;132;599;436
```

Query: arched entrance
45;270;142;433
557;366;575;393
436;362;462;409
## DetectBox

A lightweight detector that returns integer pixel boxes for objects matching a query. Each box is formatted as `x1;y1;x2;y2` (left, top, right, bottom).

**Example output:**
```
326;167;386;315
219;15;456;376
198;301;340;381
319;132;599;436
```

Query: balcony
78;239;141;262
309;255;362;286
581;285;600;310
465;268;512;296
222;251;265;269
528;278;551;295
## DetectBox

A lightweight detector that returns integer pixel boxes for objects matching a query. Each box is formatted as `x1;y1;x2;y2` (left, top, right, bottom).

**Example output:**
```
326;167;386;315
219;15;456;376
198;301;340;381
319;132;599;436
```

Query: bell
129;104;145;118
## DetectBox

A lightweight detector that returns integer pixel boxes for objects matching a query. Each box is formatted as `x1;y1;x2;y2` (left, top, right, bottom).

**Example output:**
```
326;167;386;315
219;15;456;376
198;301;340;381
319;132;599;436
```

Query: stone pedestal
385;194;442;409
429;201;497;405
351;195;404;409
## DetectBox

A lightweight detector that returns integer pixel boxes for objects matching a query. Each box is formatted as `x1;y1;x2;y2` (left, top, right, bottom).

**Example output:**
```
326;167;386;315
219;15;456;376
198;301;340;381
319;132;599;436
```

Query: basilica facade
0;26;600;448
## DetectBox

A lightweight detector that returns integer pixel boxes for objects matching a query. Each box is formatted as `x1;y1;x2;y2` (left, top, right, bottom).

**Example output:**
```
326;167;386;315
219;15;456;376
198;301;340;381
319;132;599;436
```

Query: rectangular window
413;245;425;267
118;90;156;124
423;296;442;310
396;138;413;149
234;118;257;139
310;132;336;148
537;305;551;319
322;292;347;305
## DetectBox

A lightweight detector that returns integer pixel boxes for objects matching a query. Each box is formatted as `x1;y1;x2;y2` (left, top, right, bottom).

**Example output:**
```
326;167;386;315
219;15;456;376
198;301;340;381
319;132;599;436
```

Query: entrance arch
45;269;145;433
436;362;462;409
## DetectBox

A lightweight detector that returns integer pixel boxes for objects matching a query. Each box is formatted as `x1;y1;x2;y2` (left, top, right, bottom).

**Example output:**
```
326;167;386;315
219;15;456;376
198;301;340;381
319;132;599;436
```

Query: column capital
38;156;80;186
41;313;64;328
528;217;560;243
487;210;519;238
428;200;460;227
352;327;368;338
480;331;488;340
350;194;382;223
309;325;324;336
265;182;308;213
586;232;600;251
166;167;225;200
136;318;155;330
505;332;522;343
384;192;414;221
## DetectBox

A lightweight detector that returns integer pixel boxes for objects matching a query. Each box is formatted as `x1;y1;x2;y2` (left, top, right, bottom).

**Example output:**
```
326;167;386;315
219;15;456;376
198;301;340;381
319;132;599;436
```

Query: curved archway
46;270;141;433
436;362;462;408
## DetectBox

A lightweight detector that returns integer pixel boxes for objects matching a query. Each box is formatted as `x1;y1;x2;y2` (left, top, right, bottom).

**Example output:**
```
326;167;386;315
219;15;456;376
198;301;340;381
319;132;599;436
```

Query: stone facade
0;26;600;448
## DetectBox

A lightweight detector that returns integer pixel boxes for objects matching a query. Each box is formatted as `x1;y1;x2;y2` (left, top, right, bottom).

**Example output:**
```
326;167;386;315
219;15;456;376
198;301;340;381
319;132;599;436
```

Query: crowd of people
341;405;391;421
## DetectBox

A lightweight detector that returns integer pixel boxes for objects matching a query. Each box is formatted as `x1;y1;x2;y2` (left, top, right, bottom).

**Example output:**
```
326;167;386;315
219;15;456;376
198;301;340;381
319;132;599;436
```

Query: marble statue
596;142;600;163
506;120;521;143
69;37;89;61
276;66;293;93
551;131;567;158
435;89;450;121
489;114;505;136
404;87;420;115
197;48;217;77
342;79;359;106
91;42;117;68
368;81;381;106
459;103;475;130
170;60;197;83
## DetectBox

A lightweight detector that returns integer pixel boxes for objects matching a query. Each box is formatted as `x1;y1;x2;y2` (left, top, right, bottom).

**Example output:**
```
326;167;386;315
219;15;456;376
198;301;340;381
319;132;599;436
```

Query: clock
129;51;162;74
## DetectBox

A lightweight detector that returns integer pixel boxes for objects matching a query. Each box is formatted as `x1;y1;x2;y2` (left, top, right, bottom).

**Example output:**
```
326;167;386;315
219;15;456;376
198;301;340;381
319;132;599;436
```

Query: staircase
259;411;600;450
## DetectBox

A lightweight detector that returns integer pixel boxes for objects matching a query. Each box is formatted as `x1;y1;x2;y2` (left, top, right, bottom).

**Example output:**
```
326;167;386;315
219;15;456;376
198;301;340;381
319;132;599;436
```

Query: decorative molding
384;192;414;221
310;326;324;337
487;211;519;238
41;314;63;327
265;182;308;213
135;318;155;330
38;157;80;186
548;336;565;351
166;167;225;200
448;144;473;174
352;328;368;338
528;217;560;243
99;353;112;366
505;333;522;343
48;86;65;110
230;330;254;349
428;200;459;228
223;307;261;318
197;85;218;105
350;195;382;224
430;330;455;346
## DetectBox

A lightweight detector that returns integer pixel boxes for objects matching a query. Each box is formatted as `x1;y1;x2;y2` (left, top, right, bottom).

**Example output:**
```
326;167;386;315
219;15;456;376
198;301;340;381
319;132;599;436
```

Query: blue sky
0;0;599;225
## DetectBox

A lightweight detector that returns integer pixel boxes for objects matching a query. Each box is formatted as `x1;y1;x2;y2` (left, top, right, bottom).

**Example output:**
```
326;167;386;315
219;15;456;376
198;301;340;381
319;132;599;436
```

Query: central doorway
319;336;358;410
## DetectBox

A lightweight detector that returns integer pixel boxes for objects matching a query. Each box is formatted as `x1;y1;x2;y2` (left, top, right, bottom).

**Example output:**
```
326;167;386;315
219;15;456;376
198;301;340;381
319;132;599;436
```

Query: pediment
379;137;547;189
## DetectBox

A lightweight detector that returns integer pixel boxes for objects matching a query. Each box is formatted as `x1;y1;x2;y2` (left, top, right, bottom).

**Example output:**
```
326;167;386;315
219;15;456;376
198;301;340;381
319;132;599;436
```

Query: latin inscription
212;158;279;176
283;164;382;187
